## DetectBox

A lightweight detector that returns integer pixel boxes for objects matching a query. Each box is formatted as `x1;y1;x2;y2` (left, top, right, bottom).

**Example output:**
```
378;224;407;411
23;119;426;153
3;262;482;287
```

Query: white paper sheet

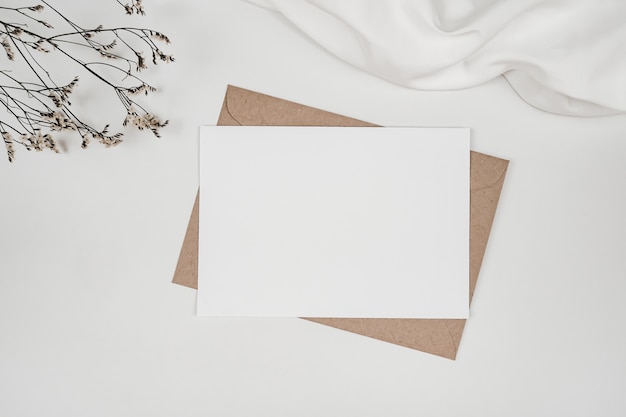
197;126;469;318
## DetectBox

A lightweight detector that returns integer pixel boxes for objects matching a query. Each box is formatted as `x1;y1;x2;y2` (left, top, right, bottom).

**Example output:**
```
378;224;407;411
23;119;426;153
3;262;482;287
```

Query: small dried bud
33;38;49;53
100;40;117;51
42;110;76;131
149;31;170;44
135;51;146;71
37;19;53;29
1;37;14;61
98;49;119;60
42;133;59;153
127;83;156;96
81;133;90;149
2;132;15;162
48;92;62;108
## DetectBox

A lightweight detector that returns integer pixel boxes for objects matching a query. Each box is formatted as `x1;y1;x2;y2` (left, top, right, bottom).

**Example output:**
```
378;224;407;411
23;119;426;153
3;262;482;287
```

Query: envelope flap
223;85;376;127
470;152;509;191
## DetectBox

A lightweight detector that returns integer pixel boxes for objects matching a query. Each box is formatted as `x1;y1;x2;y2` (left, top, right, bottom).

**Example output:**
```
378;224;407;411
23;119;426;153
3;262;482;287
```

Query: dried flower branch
0;1;173;162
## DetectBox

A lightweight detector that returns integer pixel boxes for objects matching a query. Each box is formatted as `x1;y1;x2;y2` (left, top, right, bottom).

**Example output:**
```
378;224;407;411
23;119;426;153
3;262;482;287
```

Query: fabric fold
247;0;626;116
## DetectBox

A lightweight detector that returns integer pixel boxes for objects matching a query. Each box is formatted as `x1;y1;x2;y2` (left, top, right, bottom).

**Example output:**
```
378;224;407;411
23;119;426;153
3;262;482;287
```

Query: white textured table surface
1;1;625;416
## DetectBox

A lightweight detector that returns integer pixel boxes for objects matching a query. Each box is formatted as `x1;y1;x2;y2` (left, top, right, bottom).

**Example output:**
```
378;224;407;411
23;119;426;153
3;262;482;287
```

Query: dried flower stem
0;0;172;162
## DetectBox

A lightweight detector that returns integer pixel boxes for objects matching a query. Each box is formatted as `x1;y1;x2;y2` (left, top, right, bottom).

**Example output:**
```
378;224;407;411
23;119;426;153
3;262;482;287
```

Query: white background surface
1;1;625;416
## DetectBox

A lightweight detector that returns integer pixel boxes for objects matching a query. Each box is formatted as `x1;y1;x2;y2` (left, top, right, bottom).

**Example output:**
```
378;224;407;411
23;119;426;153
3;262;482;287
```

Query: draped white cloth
247;0;626;116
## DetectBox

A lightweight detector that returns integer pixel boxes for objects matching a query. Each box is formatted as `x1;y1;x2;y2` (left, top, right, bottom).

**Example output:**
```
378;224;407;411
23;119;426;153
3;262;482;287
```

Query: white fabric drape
247;0;626;116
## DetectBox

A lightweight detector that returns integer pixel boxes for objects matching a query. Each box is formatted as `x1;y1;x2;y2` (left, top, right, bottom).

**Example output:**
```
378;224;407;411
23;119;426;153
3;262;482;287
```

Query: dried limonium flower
0;0;173;162
118;0;145;16
123;105;168;137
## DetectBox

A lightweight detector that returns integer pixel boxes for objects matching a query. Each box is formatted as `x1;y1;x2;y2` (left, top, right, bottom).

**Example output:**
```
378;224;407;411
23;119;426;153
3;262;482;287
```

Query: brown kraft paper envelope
174;85;508;360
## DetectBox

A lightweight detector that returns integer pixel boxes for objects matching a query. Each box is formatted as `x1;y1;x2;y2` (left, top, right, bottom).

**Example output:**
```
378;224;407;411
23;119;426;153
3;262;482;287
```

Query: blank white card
198;126;469;318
